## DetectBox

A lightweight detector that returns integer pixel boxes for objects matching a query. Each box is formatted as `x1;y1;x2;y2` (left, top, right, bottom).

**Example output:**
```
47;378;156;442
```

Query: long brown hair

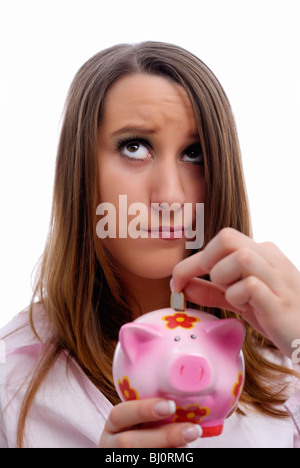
17;42;297;446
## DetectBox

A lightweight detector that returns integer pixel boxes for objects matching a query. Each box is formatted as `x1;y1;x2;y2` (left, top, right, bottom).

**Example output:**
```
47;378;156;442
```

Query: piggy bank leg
201;421;224;438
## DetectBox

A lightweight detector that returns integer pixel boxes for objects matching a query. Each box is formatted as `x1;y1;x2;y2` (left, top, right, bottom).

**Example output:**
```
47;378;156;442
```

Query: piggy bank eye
174;336;181;342
190;334;197;339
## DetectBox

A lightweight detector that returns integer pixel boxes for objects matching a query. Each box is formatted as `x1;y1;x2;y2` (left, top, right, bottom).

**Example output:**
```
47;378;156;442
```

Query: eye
181;144;203;165
190;334;197;339
117;137;151;161
174;336;181;342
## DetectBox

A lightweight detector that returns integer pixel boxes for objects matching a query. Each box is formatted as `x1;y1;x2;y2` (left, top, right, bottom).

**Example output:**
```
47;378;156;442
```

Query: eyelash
116;135;203;164
116;136;151;160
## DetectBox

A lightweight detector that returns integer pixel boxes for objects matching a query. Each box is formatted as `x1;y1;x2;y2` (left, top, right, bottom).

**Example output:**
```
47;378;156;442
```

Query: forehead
100;73;197;133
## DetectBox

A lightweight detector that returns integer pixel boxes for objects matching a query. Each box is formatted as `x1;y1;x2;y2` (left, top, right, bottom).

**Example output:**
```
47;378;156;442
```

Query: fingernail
154;400;176;417
182;425;203;442
169;278;174;292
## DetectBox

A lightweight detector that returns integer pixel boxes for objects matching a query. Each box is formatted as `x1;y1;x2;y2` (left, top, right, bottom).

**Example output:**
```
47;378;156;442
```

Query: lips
148;226;185;239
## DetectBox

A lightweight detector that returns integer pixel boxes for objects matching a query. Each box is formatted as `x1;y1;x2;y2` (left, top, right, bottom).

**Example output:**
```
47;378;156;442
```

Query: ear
119;323;163;364
205;319;246;358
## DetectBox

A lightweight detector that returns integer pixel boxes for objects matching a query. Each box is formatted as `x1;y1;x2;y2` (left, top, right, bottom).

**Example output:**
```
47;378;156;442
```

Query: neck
120;273;172;318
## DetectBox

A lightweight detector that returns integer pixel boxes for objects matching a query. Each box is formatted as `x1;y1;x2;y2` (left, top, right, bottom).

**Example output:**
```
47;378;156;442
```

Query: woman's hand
172;228;300;359
99;398;202;448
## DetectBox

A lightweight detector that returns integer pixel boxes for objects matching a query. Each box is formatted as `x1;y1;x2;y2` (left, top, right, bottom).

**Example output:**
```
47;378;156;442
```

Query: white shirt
0;305;300;448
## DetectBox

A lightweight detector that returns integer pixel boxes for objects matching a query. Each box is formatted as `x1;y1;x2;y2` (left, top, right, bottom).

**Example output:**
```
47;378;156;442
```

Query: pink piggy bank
113;308;245;437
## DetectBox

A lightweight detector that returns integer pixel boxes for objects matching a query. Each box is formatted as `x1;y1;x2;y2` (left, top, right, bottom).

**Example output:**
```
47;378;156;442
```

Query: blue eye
181;144;203;164
117;138;151;161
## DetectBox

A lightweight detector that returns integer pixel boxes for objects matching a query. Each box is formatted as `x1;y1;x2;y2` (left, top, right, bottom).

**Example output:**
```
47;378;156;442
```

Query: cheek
98;161;147;205
184;173;207;227
98;163;120;204
188;170;207;204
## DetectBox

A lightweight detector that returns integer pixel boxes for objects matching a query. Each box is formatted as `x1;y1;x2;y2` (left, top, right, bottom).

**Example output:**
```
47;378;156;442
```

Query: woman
1;41;299;448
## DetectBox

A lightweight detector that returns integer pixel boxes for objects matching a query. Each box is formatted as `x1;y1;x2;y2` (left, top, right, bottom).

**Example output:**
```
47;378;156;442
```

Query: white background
0;0;299;328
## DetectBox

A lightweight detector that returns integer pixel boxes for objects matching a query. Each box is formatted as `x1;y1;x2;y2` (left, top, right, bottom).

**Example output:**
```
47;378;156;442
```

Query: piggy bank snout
169;355;213;393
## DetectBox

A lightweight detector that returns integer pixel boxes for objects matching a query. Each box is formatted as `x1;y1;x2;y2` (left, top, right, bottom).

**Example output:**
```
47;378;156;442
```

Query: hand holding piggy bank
113;295;245;438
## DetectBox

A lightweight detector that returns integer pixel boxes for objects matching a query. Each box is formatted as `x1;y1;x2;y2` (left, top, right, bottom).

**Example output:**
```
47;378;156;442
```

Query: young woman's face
97;73;206;282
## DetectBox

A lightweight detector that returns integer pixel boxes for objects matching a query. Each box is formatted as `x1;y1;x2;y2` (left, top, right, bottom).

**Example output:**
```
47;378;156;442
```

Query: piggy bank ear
205;319;245;357
119;323;162;364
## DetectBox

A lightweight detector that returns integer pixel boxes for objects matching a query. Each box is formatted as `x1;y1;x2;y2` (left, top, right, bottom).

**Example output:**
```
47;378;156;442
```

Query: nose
169;355;213;393
150;158;186;207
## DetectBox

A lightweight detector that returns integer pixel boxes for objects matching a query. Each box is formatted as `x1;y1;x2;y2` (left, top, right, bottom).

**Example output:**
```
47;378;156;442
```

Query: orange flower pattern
173;404;210;424
118;376;139;401
162;312;200;329
231;371;244;407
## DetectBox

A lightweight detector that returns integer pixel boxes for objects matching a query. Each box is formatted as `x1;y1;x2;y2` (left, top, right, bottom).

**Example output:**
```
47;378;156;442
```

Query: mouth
145;226;185;240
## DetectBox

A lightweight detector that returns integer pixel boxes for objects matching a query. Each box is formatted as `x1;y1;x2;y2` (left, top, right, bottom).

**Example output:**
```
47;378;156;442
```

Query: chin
102;238;192;281
126;247;192;280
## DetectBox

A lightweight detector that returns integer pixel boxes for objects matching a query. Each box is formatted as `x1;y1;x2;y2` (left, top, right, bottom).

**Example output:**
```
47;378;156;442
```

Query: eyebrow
111;126;157;136
111;125;199;140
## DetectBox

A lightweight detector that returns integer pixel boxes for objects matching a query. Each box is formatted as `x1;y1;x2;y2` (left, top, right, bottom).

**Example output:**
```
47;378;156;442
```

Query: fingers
105;399;176;433
171;228;280;334
209;248;281;295
199;229;279;273
225;276;274;311
172;228;282;295
99;398;203;448
183;277;240;313
172;228;251;293
172;227;300;359
103;422;202;449
225;276;277;333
